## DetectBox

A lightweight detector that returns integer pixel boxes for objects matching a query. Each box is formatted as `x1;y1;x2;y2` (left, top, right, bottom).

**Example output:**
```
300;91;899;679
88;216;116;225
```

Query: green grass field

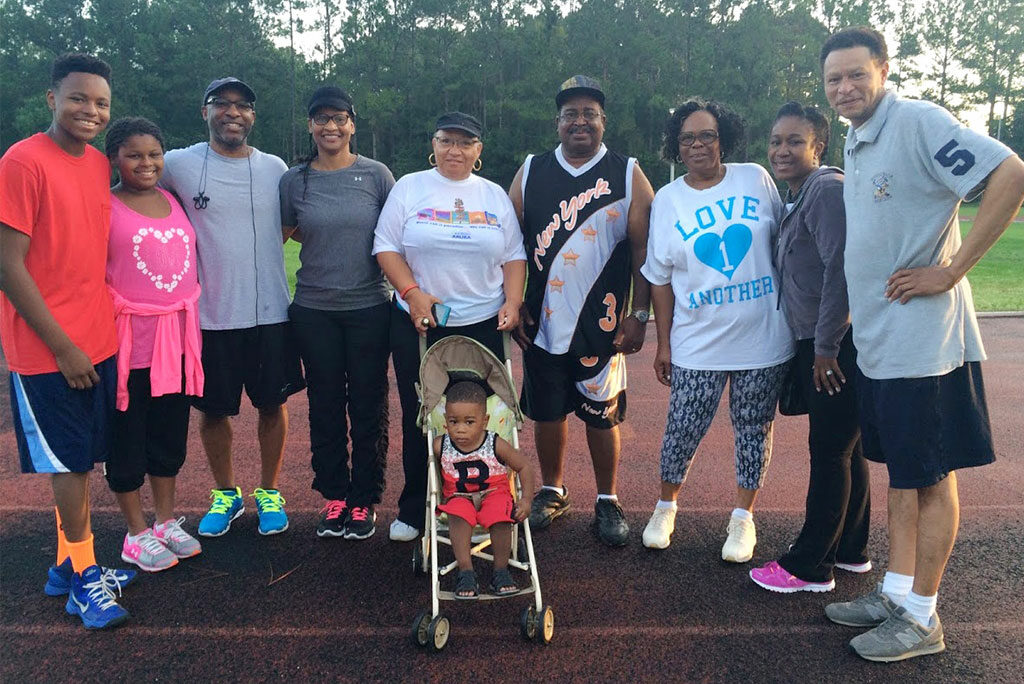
283;206;1022;311
959;205;1023;311
285;240;300;293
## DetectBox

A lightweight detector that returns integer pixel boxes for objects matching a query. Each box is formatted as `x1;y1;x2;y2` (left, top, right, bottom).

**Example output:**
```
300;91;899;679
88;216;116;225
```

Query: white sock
655;499;677;510
731;508;753;522
903;590;938;627
541;485;566;495
881;571;914;605
126;528;150;541
596;494;618;502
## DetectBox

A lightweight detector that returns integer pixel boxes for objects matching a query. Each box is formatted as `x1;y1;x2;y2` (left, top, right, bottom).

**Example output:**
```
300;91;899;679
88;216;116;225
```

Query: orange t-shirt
0;133;117;374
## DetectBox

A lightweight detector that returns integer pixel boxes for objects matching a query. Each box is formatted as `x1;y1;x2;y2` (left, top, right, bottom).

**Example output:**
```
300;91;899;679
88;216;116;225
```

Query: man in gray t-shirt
819;28;1024;663
161;77;305;538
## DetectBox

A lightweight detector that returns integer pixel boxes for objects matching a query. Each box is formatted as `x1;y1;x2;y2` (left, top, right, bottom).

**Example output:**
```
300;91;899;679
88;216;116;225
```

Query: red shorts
438;487;515;528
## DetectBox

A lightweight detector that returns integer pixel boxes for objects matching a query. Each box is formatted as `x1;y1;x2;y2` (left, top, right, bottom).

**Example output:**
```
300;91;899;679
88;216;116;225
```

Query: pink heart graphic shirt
106;188;199;370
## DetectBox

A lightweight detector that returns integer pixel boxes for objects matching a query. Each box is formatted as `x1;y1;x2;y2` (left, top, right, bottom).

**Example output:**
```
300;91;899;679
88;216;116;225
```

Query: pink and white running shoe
121;529;179;572
749;561;835;593
153;517;203;558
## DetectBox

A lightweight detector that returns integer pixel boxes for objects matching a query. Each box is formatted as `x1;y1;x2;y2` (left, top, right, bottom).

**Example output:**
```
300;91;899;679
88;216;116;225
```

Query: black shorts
520;344;627;429
858;361;995;489
191;323;305;417
107;367;191;493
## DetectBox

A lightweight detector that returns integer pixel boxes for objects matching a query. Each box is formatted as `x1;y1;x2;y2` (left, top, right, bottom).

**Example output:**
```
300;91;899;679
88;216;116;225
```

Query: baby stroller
409;334;554;652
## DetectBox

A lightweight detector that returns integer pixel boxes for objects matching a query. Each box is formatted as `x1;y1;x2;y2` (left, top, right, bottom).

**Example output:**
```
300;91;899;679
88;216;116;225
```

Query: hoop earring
428;153;437;167
473;158;482;172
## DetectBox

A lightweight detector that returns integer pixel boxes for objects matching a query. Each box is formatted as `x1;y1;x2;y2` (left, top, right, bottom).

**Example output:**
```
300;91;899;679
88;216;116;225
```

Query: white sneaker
836;560;873;574
642;507;676;549
721;514;756;563
389;518;419;542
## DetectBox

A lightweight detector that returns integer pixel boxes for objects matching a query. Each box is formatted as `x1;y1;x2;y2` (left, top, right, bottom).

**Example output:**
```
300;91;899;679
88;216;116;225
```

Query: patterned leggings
660;363;788;489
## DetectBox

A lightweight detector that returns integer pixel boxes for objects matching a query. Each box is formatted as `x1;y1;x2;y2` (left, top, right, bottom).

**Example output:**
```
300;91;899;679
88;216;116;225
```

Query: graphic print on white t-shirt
641;163;794;370
372;169;525;326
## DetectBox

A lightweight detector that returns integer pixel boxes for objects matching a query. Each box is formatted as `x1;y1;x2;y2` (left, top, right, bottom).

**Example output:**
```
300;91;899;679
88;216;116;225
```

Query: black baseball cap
434;111;482;138
307;86;356;117
555;75;605;109
203;77;256;104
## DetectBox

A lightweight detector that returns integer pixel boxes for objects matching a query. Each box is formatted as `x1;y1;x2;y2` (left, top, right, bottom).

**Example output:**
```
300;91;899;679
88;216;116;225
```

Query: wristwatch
630;309;650;324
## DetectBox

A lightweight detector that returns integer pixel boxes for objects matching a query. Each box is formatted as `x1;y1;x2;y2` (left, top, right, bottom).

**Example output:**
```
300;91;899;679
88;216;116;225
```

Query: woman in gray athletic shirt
280;86;396;541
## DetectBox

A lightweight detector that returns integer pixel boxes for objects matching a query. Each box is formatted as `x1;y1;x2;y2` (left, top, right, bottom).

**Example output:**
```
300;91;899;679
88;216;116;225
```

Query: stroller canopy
417;335;522;429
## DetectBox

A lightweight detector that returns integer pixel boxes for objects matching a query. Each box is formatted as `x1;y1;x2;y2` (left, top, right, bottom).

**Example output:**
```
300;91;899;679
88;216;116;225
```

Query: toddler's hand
513;499;530;522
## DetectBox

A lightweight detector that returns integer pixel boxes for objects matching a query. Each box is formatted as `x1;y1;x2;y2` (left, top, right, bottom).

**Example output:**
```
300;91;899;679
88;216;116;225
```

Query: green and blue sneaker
198;487;244;537
45;557;137;596
65;565;130;629
253;488;289;535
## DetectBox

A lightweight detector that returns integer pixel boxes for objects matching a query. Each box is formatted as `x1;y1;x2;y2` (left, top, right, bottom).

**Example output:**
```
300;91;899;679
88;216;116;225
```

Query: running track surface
1;318;1022;683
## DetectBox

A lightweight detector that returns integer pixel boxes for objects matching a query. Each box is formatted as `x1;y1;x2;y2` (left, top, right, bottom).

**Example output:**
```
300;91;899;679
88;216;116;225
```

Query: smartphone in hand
432;303;452;326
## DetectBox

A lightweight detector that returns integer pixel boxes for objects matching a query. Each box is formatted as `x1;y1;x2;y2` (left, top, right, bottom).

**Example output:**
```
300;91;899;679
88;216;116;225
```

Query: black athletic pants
289;302;390;507
778;331;871;582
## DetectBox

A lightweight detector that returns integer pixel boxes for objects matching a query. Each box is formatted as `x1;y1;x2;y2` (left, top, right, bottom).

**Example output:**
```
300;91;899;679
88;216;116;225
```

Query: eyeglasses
433;136;480;150
312;113;351;126
206;97;255;113
558;109;604;123
679;131;719;147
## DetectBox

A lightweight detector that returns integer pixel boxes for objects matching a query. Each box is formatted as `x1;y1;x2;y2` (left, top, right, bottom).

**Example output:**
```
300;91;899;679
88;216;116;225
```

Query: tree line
3;0;1023;189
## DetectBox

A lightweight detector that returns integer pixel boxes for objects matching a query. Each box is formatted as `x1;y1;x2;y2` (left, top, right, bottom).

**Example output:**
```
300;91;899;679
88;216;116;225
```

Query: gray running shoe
825;583;898;627
528;487;570;529
152;517;202;558
850;607;945;662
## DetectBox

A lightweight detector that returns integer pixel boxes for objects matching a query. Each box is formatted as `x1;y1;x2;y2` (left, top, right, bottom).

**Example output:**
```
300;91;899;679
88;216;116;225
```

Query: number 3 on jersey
599;293;617;332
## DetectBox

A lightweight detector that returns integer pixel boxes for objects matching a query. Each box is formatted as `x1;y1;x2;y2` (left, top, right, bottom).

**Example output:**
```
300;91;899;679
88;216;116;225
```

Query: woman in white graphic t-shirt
639;99;794;562
373;111;527;542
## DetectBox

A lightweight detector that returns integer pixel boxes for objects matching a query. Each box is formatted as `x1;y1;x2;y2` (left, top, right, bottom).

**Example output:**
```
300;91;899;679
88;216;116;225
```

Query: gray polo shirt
279;156;395;311
843;91;1013;379
161;143;291;330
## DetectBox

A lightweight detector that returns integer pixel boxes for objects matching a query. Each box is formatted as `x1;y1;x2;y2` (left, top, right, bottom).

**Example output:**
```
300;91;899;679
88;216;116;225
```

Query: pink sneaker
749;561;835;593
153;517;203;559
121;529;179;572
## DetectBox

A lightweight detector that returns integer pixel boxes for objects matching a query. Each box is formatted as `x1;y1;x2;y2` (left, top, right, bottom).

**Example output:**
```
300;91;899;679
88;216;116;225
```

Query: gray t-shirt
160;143;291;330
279;156;395;311
843;91;1013;379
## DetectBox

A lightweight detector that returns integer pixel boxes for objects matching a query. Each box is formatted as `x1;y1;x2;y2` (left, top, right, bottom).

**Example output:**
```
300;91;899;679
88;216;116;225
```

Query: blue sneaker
65;565;130;629
44;557;137;597
253;488;288;535
198;487;244;537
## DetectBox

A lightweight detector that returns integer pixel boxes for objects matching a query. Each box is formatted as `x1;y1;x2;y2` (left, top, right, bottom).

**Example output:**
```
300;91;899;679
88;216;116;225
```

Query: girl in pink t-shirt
104;117;204;572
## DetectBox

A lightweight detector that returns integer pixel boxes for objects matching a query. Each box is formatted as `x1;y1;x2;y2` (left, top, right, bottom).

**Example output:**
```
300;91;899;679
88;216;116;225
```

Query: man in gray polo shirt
818;27;1024;662
161;77;304;538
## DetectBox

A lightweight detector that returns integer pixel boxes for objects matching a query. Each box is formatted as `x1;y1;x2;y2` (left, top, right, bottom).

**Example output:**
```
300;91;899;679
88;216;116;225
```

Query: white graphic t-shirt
373;169;526;326
641;163;794;370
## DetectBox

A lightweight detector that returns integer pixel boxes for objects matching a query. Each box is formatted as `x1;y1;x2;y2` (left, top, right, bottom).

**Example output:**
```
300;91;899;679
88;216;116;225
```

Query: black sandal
454;569;479;600
490;568;518;596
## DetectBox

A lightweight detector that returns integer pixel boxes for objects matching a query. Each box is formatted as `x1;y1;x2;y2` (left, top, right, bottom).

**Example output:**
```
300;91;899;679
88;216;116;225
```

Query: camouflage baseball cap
555;75;605;109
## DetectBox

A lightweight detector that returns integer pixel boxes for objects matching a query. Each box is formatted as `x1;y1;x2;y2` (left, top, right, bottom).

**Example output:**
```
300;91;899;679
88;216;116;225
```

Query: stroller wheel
410;610;430;648
519;605;538;641
412;544;427;577
427;614;450;652
537;605;555;644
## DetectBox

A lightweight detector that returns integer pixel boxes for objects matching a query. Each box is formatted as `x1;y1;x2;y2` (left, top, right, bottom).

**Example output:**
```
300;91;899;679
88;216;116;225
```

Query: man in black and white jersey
509;75;654;546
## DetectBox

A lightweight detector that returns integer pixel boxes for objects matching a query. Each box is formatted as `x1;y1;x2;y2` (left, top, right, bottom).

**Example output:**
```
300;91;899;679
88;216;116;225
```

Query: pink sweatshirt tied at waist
109;286;204;410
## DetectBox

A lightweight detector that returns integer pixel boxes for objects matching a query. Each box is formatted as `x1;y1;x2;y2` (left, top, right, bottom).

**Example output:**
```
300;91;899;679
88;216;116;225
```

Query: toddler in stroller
434;381;535;599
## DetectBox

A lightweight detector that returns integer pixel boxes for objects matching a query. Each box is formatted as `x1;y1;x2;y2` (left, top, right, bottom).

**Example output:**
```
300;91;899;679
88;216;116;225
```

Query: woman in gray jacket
749;101;871;593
